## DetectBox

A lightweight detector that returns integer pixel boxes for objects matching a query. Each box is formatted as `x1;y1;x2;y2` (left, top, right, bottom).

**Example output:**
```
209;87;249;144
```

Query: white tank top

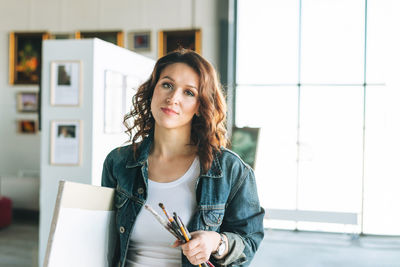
125;157;200;267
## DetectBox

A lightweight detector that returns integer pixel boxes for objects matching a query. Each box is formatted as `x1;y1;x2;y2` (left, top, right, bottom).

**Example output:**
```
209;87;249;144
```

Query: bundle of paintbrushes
145;203;215;267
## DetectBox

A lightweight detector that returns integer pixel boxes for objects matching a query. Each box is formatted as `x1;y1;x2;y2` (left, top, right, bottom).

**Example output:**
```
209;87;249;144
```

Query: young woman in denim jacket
102;49;265;267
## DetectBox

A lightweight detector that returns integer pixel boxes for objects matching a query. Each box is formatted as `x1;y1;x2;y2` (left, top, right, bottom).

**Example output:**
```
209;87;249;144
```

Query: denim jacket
102;136;265;267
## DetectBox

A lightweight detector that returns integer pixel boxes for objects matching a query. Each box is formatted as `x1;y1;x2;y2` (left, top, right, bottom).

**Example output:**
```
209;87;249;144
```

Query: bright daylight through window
236;0;400;235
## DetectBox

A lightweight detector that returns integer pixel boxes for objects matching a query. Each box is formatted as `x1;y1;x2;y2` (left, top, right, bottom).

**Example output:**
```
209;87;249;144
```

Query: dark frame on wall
49;33;76;40
9;32;50;85
158;29;201;57
75;30;124;47
17;119;38;134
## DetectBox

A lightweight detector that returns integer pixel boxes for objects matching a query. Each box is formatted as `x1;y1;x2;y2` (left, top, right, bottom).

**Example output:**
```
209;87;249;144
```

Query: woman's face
150;63;200;132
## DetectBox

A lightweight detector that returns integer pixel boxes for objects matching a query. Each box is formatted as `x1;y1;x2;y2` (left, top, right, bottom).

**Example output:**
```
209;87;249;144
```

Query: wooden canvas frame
44;181;116;267
158;29;201;57
9;32;50;85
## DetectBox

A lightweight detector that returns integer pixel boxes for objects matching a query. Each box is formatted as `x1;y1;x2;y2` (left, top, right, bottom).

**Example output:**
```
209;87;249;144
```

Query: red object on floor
0;196;12;228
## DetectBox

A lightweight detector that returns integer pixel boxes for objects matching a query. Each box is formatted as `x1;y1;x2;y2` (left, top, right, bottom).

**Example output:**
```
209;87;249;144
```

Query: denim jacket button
119;226;125;234
137;187;144;194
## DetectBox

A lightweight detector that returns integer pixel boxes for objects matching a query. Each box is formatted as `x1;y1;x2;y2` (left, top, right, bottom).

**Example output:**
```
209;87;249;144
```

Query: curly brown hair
123;49;227;173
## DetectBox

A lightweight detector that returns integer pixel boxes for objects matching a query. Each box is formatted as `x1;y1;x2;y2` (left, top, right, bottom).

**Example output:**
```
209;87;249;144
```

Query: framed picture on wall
230;127;260;169
17;92;38;112
50;120;82;165
76;30;124;47
128;31;151;52
50;61;82;106
158;29;201;57
17;120;38;134
49;33;76;40
9;32;50;85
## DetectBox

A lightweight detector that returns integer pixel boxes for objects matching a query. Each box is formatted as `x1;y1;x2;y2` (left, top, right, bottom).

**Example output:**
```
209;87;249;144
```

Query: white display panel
300;0;365;84
104;70;124;134
297;86;364;213
236;0;299;85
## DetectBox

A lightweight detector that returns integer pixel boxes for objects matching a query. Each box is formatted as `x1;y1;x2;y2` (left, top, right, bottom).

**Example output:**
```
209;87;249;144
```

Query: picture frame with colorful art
128;31;151;52
17;120;38;134
158;29;201;57
17;92;39;112
9;32;50;85
76;30;124;47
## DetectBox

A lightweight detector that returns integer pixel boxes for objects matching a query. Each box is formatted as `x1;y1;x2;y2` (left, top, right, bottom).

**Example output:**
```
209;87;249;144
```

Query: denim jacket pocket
115;188;129;209
200;205;225;231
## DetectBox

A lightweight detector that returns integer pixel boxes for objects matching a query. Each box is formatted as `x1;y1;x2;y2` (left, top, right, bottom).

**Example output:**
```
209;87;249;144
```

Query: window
236;0;400;235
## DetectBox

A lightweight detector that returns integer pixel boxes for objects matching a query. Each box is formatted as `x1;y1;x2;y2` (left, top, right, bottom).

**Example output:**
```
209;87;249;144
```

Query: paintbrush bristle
159;203;165;209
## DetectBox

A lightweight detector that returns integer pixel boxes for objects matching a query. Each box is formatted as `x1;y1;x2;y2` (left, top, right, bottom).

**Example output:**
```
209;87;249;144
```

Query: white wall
0;0;219;177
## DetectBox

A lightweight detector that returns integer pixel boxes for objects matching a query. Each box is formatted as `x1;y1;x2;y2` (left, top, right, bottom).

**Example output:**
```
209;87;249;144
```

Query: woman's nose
167;89;180;104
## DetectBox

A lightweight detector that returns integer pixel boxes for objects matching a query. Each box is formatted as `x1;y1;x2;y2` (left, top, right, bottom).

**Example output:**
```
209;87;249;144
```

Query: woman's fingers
181;230;220;265
181;237;202;257
171;239;183;248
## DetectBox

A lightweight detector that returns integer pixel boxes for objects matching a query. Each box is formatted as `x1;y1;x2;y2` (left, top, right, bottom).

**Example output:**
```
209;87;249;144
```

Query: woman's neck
151;125;196;159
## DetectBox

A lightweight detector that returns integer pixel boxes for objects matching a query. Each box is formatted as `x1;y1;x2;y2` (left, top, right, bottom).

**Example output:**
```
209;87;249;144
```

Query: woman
102;49;264;267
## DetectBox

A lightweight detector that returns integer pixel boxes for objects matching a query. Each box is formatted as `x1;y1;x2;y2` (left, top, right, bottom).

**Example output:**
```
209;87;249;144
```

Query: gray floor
1;218;400;267
251;229;400;267
0;218;38;267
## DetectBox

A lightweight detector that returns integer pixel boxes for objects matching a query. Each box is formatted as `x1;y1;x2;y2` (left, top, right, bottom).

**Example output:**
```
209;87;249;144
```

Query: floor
251;229;400;267
1;216;400;267
0;213;38;267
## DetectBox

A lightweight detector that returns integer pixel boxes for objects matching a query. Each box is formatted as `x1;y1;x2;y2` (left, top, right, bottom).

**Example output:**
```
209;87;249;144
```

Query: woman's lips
161;107;178;115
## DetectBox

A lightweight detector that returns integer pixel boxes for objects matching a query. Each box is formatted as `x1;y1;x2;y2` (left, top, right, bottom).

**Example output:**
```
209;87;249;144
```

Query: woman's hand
172;230;220;265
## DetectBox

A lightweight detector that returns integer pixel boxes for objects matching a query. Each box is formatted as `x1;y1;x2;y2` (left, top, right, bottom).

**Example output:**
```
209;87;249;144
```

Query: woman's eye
185;90;195;97
162;82;173;89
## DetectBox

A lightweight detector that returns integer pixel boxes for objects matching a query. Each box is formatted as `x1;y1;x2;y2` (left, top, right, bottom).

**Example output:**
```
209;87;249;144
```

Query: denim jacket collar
124;134;222;178
125;134;152;169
